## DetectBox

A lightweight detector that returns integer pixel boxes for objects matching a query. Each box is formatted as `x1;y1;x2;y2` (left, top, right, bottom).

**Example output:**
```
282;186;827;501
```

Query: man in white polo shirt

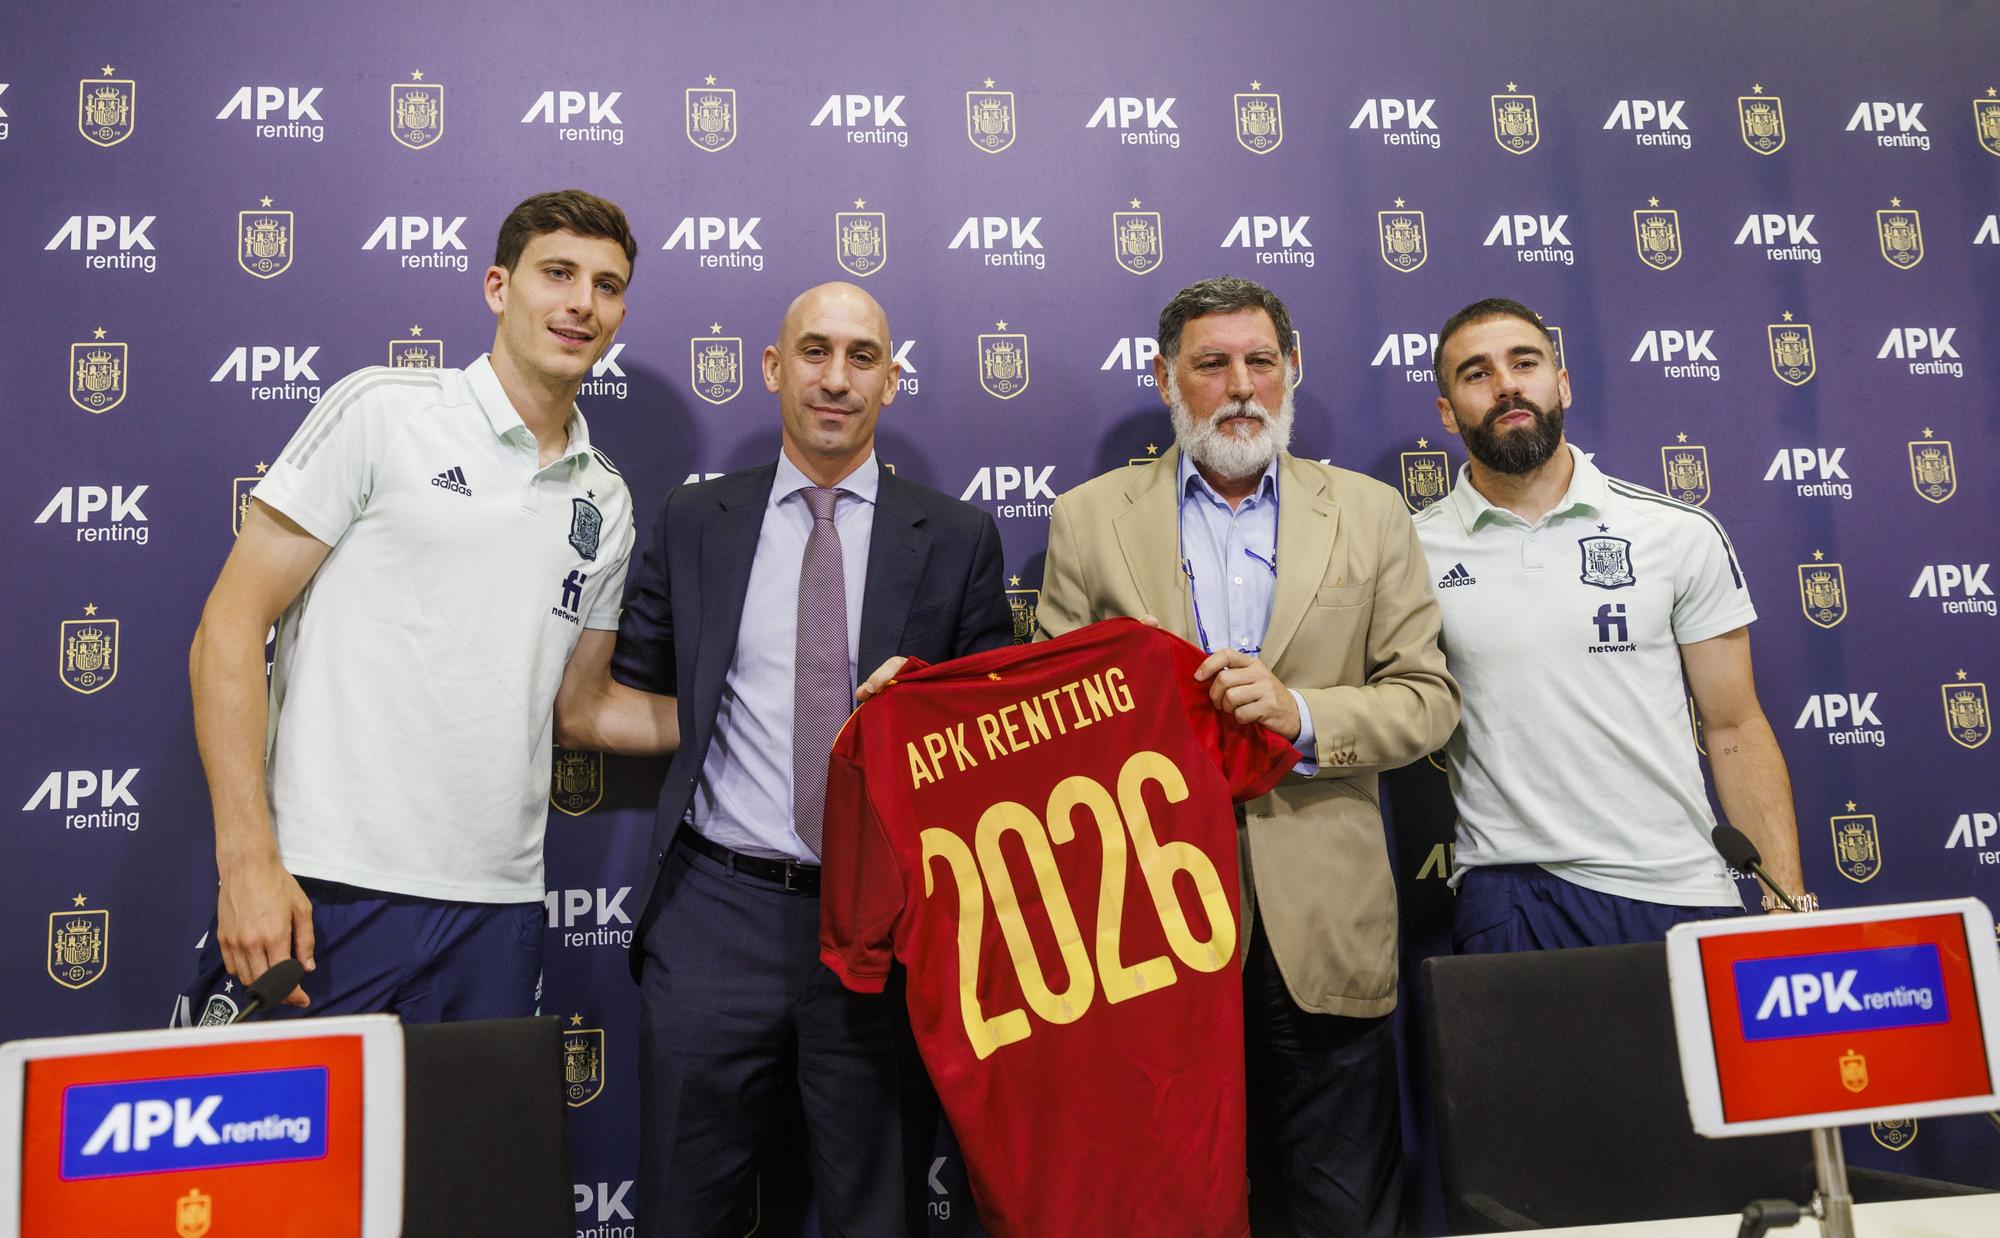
1415;298;1807;953
177;190;652;1023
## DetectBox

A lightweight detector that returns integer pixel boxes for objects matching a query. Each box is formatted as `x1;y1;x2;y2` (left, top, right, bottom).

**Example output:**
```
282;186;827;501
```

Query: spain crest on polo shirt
1578;536;1635;589
568;498;601;560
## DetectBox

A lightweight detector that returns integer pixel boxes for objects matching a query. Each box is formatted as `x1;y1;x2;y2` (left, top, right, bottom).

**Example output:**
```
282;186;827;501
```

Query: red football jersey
820;619;1299;1238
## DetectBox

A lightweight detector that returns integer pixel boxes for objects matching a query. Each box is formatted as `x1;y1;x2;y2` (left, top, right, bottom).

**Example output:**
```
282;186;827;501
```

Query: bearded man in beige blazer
1035;276;1459;1238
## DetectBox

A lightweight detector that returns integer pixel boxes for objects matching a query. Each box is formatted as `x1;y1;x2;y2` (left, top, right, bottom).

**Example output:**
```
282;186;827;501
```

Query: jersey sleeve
819;723;907;993
584;492;635;631
1670;509;1757;645
252;372;403;547
1162;630;1300;801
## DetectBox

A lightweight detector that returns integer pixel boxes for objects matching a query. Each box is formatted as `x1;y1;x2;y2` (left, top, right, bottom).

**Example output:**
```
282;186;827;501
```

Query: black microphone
1713;825;1804;914
229;958;306;1023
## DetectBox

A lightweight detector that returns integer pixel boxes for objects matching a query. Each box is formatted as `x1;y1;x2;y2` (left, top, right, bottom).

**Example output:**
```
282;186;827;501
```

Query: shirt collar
772;449;880;510
465;353;592;463
1178;450;1279;508
1446;442;1605;531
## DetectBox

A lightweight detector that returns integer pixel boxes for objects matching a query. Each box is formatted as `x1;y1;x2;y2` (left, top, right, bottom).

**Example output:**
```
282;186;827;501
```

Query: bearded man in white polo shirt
177;190;651;1023
1414;297;1807;953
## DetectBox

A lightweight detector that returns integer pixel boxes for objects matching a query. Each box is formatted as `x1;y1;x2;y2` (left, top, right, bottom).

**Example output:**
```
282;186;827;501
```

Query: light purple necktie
793;486;849;857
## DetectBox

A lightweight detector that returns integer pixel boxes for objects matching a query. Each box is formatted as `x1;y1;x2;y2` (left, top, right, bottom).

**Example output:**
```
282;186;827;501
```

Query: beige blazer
1037;448;1459;1017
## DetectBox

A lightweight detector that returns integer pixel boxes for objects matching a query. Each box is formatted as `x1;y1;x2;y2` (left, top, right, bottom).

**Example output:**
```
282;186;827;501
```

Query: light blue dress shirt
692;452;878;861
1178;452;1316;765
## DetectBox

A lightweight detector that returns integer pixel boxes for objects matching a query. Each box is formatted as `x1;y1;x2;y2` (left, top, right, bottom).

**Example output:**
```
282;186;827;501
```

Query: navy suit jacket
610;461;1013;974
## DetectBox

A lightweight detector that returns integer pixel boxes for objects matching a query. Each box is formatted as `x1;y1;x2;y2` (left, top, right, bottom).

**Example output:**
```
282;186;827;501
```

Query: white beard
1166;365;1296;481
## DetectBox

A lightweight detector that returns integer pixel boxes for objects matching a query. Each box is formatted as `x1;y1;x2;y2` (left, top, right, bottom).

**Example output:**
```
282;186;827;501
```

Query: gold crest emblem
1832;807;1881;883
1767;320;1815;386
1798;560;1847;629
176;1188;213;1238
70;336;128;414
1660;445;1711;507
551;748;604;817
1877;202;1923;269
1378;202;1426;273
238;206;293;279
232;476;261;536
1112;208;1164;276
1839;1050;1869;1093
1007;586;1039;645
563;1024;605;1107
1976;97;2000;158
1737;88;1785;155
1234;82;1282;154
391;337;444;369
835;208;887;278
1871;1119;1918;1151
1689;695;1707;756
61;610;119;694
1490;87;1538;154
1291;330;1303;389
978;323;1029;399
1633;205;1682;270
78;71;135;147
965;83;1015;153
1400;448;1451;513
48;898;108;989
689;329;743;405
1546;324;1567;372
1943;679;1991;750
390;77;444;150
686;82;736;152
1908;436;1956;504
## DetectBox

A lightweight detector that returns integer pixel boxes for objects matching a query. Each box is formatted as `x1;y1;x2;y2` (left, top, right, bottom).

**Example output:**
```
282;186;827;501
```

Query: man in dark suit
556;281;1012;1237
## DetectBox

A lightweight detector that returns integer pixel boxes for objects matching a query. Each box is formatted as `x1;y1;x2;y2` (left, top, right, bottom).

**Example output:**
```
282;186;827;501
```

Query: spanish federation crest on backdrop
1737;86;1785;155
563;1021;605;1107
1976;94;2000;158
1378;200;1426;272
687;78;736;152
1871;1119;1918;1151
1831;805;1881;883
1633;200;1682;270
1546;324;1567;372
966;80;1015;153
1908;434;1956;504
390;325;443;369
1291;330;1303;388
1491;85;1537;154
176;1187;212;1238
48;896;108;989
1943;677;1991;750
78;69;135;146
690;327;743;405
1400;442;1451;513
1798;557;1848;629
70;332;127;413
1112;204;1163;275
835;204;887;277
1660;443;1711;506
61;607;119;693
978;322;1030;399
1841;1050;1871;1093
390;73;443;149
1767;316;1815;385
1877;199;1923;268
1234;82;1282;153
238;200;293;279
232;471;263;536
550;748;604;817
1006;585;1039;644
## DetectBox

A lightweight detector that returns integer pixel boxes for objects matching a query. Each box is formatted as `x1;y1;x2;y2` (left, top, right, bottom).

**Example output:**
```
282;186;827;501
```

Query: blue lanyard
1178;473;1279;654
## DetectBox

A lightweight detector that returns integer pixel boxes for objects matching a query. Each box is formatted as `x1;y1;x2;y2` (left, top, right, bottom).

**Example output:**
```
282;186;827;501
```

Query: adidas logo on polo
430;465;471;496
1438;562;1477;588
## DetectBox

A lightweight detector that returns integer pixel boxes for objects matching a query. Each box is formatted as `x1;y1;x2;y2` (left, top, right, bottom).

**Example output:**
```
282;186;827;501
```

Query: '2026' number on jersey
920;749;1235;1059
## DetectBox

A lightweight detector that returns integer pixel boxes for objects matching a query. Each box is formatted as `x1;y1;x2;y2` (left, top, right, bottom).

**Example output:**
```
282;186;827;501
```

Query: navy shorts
1454;864;1740;954
173;877;543;1026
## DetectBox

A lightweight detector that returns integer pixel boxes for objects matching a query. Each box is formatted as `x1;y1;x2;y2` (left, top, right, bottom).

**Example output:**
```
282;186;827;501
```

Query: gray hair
1156;276;1297;364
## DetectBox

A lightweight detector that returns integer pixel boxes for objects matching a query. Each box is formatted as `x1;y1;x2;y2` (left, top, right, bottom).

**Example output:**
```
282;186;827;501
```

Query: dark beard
1461;398;1564;475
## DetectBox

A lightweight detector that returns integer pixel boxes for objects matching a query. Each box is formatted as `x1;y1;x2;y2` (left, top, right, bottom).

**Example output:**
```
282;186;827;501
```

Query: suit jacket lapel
695;466;775;721
1261;453;1339;671
859;471;932;672
1113;447;1196;641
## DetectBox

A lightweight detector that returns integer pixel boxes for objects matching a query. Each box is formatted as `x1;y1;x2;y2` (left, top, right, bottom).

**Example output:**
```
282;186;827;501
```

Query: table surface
1460;1192;2000;1237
